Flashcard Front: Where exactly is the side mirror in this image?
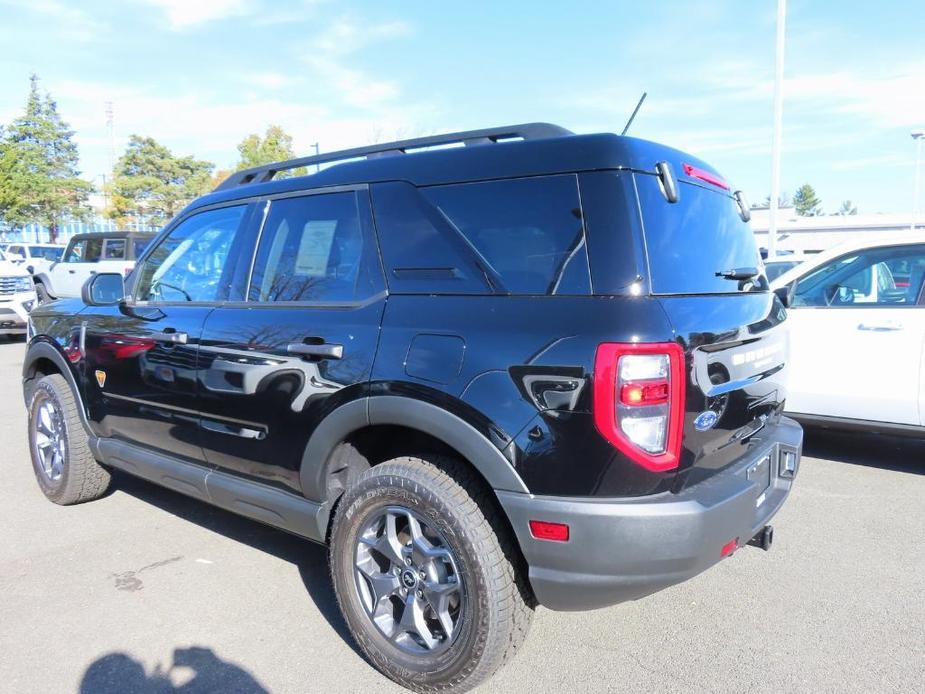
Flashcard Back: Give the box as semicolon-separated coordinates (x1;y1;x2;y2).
81;273;125;306
773;282;795;308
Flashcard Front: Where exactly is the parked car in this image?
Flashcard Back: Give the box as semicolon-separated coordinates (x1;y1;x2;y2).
22;123;800;693
772;233;925;431
764;253;810;283
32;231;155;302
5;243;65;275
0;257;37;338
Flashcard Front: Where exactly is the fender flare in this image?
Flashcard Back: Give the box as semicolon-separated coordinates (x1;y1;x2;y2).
299;395;529;504
32;272;55;296
22;340;90;430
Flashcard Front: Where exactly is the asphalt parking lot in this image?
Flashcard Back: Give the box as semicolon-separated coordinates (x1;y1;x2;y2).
0;338;922;694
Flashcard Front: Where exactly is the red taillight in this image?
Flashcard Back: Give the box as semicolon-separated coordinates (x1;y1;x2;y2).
682;162;730;190
593;342;685;472
529;520;570;542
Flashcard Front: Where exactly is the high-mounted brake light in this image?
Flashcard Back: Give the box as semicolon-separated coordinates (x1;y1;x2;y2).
682;162;730;190
593;342;685;472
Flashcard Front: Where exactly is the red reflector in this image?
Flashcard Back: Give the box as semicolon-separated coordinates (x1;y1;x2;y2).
529;520;570;542
720;537;739;558
682;162;730;190
620;380;669;406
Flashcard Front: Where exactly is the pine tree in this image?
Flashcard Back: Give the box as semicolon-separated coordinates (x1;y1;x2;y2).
108;135;214;227
0;74;92;241
836;200;858;215
792;184;823;216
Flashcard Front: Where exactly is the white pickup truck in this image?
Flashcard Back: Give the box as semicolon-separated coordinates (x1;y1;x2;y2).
33;231;156;302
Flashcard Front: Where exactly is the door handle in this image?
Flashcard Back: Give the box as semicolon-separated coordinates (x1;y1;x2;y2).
287;341;343;359
857;322;903;332
68;270;76;274
151;331;188;344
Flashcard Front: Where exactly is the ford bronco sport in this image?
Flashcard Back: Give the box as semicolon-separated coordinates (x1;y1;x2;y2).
22;123;801;693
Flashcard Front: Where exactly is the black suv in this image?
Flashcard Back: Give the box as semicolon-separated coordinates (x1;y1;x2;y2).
22;123;801;692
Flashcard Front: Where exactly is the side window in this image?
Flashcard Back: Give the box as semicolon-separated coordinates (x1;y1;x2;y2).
103;239;127;260
372;176;591;296
135;206;247;303
793;245;925;307
84;237;103;263
248;192;380;303
132;238;151;259
63;240;85;263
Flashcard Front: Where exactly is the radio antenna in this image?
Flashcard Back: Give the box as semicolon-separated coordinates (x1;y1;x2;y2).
621;92;647;135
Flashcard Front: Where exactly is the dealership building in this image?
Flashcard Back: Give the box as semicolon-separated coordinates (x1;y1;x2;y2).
750;209;921;255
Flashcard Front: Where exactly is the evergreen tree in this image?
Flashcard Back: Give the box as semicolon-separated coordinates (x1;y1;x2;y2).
836;200;858;215
0;74;92;241
108;135;213;227
792;184;823;216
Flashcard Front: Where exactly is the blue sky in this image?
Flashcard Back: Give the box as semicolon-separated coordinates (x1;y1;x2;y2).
1;0;923;213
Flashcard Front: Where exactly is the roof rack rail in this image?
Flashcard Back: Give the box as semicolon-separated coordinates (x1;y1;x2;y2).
215;122;573;191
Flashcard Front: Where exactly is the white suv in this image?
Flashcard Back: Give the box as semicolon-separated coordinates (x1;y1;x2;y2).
0;258;37;337
33;231;156;302
772;233;925;431
4;243;65;276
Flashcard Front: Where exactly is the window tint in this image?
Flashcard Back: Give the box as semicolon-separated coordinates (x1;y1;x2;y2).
249;193;379;303
103;239;126;260
792;245;925;307
135;206;246;302
637;175;762;294
84;237;103;263
421;176;590;295
373;176;590;295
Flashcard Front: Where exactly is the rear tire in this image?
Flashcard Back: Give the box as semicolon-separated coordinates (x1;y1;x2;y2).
27;374;110;505
330;456;533;693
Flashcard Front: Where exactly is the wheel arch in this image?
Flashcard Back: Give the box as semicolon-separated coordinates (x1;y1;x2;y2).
300;395;530;514
22;340;89;430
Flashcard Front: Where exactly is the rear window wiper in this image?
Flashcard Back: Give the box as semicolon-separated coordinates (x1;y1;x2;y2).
715;267;759;281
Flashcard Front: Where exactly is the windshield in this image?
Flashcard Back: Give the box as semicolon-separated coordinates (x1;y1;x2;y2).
637;175;763;294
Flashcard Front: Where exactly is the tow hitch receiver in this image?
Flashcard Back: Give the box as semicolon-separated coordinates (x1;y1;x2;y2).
747;525;774;551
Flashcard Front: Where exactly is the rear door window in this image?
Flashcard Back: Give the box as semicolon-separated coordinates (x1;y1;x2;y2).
103;239;127;260
636;174;760;294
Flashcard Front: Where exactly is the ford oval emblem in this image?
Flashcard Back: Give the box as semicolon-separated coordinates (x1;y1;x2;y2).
694;410;719;431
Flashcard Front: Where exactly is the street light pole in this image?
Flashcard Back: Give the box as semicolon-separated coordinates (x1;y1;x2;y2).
912;130;924;231
312;142;320;173
768;0;787;259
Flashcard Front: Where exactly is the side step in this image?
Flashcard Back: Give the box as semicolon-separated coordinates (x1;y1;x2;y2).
92;437;329;543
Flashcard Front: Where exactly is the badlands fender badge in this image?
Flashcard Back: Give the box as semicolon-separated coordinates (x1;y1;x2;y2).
95;370;107;388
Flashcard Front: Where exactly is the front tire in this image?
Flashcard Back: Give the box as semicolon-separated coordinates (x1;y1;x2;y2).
28;374;111;505
330;456;533;693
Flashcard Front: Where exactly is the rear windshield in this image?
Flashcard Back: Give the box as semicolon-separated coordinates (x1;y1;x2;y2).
29;245;63;261
636;174;761;294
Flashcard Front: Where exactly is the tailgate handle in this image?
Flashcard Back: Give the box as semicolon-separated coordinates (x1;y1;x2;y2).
857;321;902;332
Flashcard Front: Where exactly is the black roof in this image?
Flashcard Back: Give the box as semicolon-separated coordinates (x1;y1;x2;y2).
186;122;728;216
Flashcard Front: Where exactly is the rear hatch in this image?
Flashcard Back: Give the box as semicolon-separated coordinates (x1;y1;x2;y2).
635;168;788;490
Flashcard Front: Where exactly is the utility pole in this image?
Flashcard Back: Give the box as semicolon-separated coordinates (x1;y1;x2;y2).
913;130;924;231
767;0;787;259
105;101;115;173
312;142;320;172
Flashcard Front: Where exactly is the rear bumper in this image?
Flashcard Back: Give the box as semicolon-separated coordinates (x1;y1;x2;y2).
497;416;802;611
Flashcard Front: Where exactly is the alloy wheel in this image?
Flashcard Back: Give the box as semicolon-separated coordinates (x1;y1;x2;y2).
353;505;465;655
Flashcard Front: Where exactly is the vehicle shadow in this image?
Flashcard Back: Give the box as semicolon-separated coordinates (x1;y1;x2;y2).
802;427;925;476
80;645;268;693
108;471;361;657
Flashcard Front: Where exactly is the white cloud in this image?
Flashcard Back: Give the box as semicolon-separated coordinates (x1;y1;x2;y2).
140;0;252;29
0;0;106;41
300;18;412;108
